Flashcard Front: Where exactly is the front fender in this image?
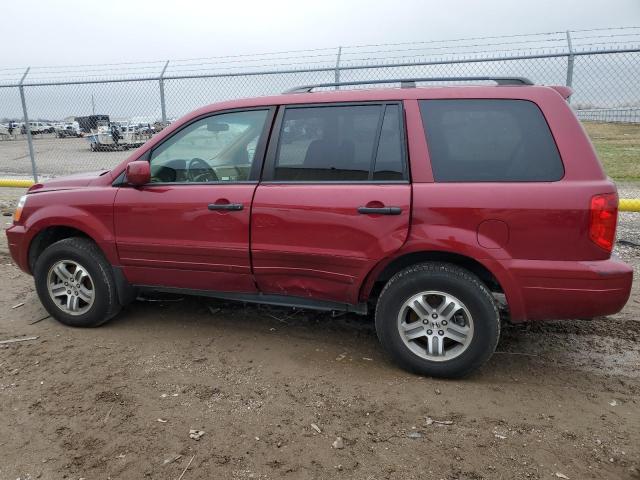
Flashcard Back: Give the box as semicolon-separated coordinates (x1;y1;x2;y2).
20;188;119;268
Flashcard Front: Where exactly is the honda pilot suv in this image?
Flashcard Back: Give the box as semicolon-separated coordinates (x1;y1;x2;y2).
6;77;633;378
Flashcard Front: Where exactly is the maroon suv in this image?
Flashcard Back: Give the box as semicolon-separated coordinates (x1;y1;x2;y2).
6;77;633;377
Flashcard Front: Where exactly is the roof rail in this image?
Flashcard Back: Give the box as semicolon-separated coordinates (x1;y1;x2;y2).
284;76;534;93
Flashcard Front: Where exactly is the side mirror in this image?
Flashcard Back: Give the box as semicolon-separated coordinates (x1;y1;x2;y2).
126;161;151;186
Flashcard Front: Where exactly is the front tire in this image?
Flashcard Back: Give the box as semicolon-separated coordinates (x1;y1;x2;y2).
375;262;500;378
34;237;121;327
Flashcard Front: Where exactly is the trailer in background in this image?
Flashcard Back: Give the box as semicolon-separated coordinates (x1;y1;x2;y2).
75;115;110;133
85;122;152;151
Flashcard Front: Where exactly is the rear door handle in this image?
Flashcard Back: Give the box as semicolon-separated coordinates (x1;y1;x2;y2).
357;206;402;215
208;203;244;211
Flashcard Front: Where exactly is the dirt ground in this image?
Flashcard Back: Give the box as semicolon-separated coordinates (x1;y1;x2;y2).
0;186;638;480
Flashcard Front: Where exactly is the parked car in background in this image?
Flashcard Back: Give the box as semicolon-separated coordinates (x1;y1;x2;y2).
6;77;633;378
0;121;20;137
55;122;82;138
27;121;55;134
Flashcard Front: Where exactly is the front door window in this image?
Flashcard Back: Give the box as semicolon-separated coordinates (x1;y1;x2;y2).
149;109;269;183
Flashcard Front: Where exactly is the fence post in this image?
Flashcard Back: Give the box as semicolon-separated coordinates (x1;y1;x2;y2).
159;60;170;122
565;30;574;103
334;46;342;89
18;67;38;183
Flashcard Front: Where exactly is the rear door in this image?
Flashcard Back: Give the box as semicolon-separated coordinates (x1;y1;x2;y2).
251;102;411;305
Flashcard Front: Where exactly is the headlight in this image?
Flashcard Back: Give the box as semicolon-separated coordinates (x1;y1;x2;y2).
13;195;27;223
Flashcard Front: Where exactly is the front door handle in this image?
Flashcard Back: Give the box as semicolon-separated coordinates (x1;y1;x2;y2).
357;206;402;215
208;203;244;211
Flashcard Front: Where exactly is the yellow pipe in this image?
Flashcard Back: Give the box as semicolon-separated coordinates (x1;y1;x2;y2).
0;179;35;188
620;199;640;212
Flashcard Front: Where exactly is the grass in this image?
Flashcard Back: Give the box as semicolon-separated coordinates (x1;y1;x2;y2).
582;122;640;182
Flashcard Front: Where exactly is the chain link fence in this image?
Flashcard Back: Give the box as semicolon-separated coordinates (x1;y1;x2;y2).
1;27;639;181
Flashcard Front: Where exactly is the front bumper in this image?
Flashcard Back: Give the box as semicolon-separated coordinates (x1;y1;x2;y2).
6;224;31;274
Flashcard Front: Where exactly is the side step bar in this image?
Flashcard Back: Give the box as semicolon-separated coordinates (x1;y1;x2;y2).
137;286;369;315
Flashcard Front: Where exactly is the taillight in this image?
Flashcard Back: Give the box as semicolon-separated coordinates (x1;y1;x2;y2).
589;193;618;252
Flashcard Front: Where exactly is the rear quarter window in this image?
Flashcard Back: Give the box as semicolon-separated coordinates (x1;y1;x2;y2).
419;99;564;182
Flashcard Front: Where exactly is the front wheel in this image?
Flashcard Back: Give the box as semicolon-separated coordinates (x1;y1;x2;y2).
34;237;121;327
375;262;500;378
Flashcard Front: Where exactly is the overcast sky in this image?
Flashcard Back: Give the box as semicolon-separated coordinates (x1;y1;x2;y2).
2;0;639;68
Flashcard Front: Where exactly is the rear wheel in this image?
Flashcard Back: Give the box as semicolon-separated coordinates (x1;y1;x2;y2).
34;237;120;327
375;262;500;378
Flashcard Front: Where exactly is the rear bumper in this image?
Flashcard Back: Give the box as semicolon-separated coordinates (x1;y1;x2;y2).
506;256;633;321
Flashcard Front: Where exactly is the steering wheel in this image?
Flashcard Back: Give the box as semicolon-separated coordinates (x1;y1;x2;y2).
187;157;218;182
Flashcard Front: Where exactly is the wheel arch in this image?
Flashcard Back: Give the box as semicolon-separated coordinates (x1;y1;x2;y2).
360;250;506;303
22;200;120;275
28;225;95;273
28;225;135;307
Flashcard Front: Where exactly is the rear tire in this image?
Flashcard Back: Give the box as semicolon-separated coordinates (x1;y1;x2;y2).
375;262;500;378
34;237;121;327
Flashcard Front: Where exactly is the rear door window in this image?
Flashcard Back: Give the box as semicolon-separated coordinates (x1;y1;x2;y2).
271;103;407;181
419;99;564;182
373;105;405;180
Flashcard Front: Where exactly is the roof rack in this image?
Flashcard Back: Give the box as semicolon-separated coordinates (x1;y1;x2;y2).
284;76;534;93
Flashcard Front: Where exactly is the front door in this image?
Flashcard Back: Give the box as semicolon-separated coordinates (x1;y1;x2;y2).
114;108;273;292
251;102;411;305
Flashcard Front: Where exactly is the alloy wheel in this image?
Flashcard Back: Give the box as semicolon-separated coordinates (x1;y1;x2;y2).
46;260;95;315
397;291;474;361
